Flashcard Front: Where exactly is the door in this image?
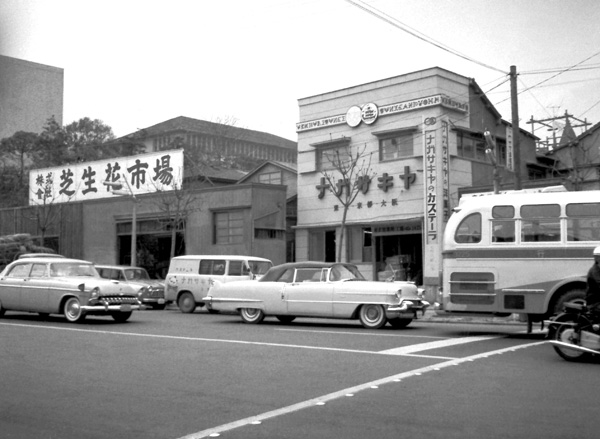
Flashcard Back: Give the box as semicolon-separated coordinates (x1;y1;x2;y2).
283;268;333;317
20;263;51;312
0;262;32;310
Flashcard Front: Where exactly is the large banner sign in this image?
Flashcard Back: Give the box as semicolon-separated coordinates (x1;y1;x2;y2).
28;149;184;205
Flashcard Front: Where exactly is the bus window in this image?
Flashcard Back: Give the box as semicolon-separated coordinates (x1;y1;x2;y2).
492;205;515;243
454;213;481;243
521;204;560;242
566;203;600;241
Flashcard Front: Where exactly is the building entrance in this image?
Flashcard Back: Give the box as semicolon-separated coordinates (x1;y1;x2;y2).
374;233;422;284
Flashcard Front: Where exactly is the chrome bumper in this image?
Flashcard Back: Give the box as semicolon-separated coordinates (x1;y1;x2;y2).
386;300;430;318
80;304;142;312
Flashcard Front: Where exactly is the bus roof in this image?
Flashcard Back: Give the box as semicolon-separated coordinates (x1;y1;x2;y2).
457;189;600;211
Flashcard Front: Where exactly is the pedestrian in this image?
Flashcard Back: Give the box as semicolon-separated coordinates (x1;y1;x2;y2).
585;246;600;312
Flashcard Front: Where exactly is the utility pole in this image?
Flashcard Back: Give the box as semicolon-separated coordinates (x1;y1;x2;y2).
510;65;522;190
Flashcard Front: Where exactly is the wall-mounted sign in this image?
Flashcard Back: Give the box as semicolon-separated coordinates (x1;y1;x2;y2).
29;149;184;205
297;94;468;133
346;106;362;128
361;103;378;125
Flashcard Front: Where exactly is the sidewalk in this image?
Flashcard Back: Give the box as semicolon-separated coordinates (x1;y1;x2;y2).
420;309;527;325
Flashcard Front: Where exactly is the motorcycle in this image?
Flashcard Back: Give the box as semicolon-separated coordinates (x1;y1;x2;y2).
547;301;600;361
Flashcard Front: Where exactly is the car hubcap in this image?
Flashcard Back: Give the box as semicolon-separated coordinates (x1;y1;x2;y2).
67;300;80;318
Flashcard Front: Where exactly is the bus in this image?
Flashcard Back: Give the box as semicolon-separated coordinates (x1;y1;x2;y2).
435;188;600;331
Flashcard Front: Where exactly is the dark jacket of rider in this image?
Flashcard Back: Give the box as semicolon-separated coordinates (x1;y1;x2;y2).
585;247;600;311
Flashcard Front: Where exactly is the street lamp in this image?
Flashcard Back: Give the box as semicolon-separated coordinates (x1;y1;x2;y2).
104;179;137;267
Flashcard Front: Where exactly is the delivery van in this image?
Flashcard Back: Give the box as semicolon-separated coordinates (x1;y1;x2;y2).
164;255;273;313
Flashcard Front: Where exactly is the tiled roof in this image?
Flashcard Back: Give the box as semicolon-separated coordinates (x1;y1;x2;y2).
122;116;297;150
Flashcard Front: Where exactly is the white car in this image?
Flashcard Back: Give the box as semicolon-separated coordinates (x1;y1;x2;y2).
204;261;429;329
0;257;142;322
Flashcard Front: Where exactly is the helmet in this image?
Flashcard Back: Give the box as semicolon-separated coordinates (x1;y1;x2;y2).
594;246;600;256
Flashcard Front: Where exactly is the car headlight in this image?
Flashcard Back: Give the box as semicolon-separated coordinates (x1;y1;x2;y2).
90;287;100;299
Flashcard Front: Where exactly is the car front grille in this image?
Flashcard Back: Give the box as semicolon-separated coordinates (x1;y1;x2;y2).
100;296;139;305
146;288;164;298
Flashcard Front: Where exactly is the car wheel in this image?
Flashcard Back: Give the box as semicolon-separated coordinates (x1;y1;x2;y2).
359;304;387;329
276;315;296;324
240;308;265;324
64;297;86;323
111;311;132;323
388;317;413;328
178;292;196;313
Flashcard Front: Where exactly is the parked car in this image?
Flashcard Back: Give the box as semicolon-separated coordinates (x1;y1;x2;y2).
203;261;429;329
165;255;273;313
96;265;166;310
0;257;143;323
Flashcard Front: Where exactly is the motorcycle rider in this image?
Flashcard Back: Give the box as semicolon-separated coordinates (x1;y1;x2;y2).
585;246;600;312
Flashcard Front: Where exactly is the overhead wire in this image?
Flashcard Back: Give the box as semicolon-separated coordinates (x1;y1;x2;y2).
343;0;507;75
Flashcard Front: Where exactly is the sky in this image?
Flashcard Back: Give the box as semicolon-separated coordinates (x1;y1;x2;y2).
2;0;600;143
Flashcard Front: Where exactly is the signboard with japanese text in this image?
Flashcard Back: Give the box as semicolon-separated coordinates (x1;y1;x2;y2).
28;149;184;205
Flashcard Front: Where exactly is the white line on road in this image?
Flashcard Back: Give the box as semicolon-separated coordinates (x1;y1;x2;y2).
379;335;500;355
277;328;449;339
176;340;548;439
0;321;459;358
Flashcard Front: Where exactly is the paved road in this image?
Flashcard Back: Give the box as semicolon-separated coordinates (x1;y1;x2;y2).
1;308;598;439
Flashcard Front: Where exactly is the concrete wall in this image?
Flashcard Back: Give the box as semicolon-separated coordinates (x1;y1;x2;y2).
0;55;63;139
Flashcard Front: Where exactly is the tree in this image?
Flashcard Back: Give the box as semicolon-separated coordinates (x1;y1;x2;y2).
33;116;116;167
320;143;375;262
0;131;39;205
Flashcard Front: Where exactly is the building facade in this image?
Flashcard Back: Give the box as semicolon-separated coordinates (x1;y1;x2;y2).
295;67;538;298
115;116;297;170
0;55;63;140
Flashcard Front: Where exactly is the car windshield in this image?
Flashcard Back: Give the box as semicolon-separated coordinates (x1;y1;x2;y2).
124;268;150;280
249;261;272;275
329;264;366;281
50;262;99;277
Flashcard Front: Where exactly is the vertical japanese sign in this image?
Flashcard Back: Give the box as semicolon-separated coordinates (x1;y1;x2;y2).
505;124;514;171
441;120;450;220
28;149;184;205
424;128;437;243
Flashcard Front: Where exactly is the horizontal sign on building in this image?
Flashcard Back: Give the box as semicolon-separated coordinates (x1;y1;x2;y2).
28;149;184;205
296;94;468;133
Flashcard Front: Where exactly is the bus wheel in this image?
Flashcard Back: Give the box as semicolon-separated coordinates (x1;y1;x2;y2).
553;289;586;315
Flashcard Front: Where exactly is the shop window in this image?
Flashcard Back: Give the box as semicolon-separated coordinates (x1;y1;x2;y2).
214;210;244;244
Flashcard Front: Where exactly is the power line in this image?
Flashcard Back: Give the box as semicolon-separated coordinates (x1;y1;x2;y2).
344;0;507;75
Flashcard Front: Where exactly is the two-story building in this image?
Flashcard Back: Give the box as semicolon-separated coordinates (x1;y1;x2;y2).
295;67;538;298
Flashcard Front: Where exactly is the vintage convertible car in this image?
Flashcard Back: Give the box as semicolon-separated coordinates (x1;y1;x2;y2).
96;264;166;309
0;257;143;323
203;261;429;329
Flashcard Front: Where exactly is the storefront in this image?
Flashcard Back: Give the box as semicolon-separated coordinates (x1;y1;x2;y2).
295;67;520;298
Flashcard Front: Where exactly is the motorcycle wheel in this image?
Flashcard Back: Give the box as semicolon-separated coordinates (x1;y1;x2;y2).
553;315;589;362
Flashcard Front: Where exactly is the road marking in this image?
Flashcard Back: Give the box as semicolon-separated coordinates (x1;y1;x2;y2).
378;335;500;355
0;322;457;358
277;328;449;339
176;340;548;439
